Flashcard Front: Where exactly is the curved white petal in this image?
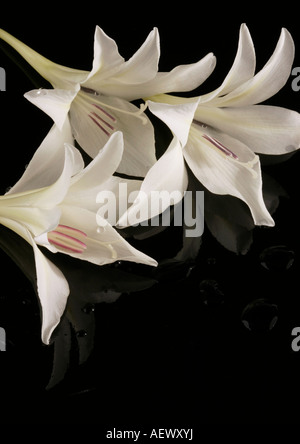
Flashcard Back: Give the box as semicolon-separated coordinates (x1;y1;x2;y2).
148;98;199;146
199;23;256;103
184;126;274;226
0;219;69;345
64;131;142;218
32;240;70;345
1;144;80;238
4;144;77;206
113;27;159;83
68;131;123;188
0;206;61;238
7;121;79;194
69;92;156;177
195;104;300;155
64;132;124;212
25;88;79;130
85;27;160;90
118;53;216;102
84;25;125;84
210;28;295;107
0;28;88;89
117;136;188;227
95;176;142;222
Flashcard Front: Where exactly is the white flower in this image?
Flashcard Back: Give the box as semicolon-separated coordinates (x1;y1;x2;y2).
0;26;216;177
0;123;157;344
121;24;300;227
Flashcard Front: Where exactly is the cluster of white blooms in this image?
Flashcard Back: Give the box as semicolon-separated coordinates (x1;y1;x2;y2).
0;24;299;344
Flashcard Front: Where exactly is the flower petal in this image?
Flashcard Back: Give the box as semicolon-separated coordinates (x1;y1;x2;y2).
138;53;216;101
0;207;61;238
64;132;142;218
117;136;188;227
5;143;77;206
7;121;79;194
199;23;255;103
148;98;199;146
69;92;156;176
68;131;124;189
24;88;79;130
0;28;88;89
0;219;69;345
1;144;80;237
85;27;160;91
183;126;274;226
211;28;295;107
195;104;300;155
32;239;70;345
113;27;159;83
83;25;125;85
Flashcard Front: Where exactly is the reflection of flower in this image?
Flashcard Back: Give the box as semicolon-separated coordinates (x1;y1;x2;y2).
0;223;158;387
0;123;157;344
201;172;287;255
0;26;215;177
138;24;300;227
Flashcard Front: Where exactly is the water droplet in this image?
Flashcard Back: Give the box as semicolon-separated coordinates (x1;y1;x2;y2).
22;298;32;306
259;245;295;272
199;279;225;307
186;265;196;278
241;298;278;333
206;257;217;266
76;330;87;338
36;88;47;96
81;303;95;314
115;260;122;266
96;226;104;234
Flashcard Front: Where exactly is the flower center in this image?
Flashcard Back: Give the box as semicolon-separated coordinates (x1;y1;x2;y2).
80;87;148;137
48;224;87;254
193;120;259;178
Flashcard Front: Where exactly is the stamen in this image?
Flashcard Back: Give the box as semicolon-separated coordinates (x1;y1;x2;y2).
106;243;118;259
202;134;239;160
93;104;116;122
81;86;99;96
81;88;148;121
48;224;87;254
88;114;113;137
193;120;208;129
92;100;148;125
202;134;259;178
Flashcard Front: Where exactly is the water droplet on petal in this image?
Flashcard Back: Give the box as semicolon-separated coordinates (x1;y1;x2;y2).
97;226;104;234
241;298;278;333
36;88;47;96
259;245;295;272
199;279;225;307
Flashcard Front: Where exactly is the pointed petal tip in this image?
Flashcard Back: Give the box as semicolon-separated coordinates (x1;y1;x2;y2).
254;212;275;228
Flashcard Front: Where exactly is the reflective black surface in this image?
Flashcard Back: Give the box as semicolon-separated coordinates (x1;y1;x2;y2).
1;13;300;428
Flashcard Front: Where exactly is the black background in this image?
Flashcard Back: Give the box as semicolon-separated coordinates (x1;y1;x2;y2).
0;8;300;428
